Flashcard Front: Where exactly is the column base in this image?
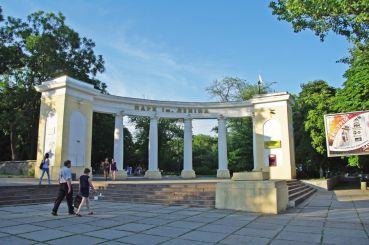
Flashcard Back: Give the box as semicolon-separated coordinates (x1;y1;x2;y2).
232;171;269;181
116;170;128;180
181;170;196;179
217;169;230;179
144;170;162;179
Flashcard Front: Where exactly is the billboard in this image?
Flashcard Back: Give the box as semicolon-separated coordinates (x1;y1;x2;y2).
324;111;369;157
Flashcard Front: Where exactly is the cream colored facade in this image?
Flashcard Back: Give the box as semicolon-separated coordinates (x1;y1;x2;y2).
251;95;296;179
35;76;296;181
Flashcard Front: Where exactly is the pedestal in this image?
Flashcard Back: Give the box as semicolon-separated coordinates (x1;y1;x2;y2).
181;170;196;178
144;170;162;179
115;170;128;180
216;180;288;214
232;171;269;181
217;169;230;179
361;181;367;191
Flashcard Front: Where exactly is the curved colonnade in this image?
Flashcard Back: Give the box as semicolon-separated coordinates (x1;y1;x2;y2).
35;76;296;180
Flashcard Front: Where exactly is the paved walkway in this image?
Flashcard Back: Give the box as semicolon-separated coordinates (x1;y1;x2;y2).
0;187;368;244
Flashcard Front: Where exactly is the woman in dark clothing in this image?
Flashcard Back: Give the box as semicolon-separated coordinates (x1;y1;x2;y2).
103;158;110;181
111;158;117;181
76;168;95;217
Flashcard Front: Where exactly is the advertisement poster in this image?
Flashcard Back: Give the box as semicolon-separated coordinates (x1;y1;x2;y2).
324;111;369;157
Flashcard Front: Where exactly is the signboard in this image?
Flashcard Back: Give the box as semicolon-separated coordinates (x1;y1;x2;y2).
324;111;369;157
264;140;281;149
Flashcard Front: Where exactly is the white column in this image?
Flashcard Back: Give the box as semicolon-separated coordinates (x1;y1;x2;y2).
252;115;259;171
114;113;127;179
217;116;230;178
181;118;196;178
145;116;162;179
114;114;124;170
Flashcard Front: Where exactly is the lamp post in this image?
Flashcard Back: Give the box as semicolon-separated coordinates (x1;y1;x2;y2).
258;80;262;94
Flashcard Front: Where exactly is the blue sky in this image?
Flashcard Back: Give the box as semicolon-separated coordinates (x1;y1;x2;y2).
1;0;351;134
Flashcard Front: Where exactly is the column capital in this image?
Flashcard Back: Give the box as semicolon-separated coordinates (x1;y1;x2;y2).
114;111;125;117
184;117;192;123
218;114;226;121
150;113;159;120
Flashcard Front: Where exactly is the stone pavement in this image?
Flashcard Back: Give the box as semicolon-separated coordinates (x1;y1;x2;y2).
0;188;368;245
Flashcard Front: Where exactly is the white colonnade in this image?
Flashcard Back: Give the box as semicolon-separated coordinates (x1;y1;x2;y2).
35;76;296;181
112;115;230;179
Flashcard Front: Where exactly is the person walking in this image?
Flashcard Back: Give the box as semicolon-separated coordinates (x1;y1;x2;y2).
39;153;51;185
51;160;75;216
103;158;110;181
76;168;95;216
110;158;117;181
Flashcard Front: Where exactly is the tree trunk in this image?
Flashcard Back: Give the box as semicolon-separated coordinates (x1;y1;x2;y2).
9;123;19;160
29;109;39;160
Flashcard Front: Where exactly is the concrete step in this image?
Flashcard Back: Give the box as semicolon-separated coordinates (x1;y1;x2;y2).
288;188;317;208
98;183;216;207
287;180;317;208
0;185;79;206
289;186;314;200
288;185;309;195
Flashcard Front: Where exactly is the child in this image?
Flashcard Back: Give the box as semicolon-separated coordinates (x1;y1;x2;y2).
76;168;95;217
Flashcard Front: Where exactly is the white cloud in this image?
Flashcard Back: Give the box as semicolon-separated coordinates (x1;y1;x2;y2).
98;30;226;101
96;30;229;135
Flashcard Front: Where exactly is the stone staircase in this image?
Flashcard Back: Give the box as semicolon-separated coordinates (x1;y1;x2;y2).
0;184;79;206
96;183;217;208
0;180;316;209
287;180;317;208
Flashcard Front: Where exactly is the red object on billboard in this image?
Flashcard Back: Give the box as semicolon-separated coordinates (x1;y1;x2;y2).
269;154;277;166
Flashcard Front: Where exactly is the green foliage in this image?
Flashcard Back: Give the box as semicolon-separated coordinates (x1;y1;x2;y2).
296;80;336;155
91;113;114;173
123;127;136;169
269;1;369;173
0;6;3;22
0;11;106;160
193;134;218;175
269;0;369;46
294;80;349;176
335;47;369;112
334;47;369;169
129;117;183;173
28;167;34;177
227;118;254;172
206;76;273;173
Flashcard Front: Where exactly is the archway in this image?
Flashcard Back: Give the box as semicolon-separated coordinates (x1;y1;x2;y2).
34;76;296;180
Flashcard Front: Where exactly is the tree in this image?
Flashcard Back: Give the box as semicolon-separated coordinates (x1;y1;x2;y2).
335;48;369;112
206;77;273;173
227;118;254;173
193;134;218;175
129;116;183;173
269;1;369;172
294;80;341;176
90;113;114;173
0;11;106;160
0;6;3;22
206;77;247;102
334;47;369;170
269;0;369;46
206;77;272;102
